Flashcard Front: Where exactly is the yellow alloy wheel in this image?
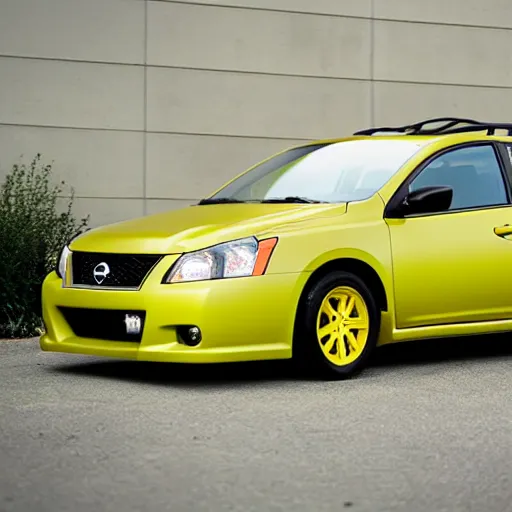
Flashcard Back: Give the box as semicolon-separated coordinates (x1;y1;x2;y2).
316;286;370;366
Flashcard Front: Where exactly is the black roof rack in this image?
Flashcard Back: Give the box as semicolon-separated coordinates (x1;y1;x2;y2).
354;117;512;136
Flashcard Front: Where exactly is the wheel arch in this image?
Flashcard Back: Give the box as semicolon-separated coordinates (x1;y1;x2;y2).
299;256;389;313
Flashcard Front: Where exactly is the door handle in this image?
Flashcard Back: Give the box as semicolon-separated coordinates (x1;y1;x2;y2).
494;224;512;237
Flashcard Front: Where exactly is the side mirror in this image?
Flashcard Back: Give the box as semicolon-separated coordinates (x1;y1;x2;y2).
388;186;453;217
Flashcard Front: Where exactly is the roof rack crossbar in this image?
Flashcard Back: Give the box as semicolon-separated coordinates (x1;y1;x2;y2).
354;117;512;137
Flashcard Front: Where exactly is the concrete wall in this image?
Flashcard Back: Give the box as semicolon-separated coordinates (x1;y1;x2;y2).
1;0;512;226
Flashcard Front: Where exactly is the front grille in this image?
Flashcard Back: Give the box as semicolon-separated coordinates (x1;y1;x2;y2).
71;252;161;289
60;307;146;342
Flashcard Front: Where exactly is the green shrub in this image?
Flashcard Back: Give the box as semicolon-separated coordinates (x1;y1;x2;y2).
0;154;89;338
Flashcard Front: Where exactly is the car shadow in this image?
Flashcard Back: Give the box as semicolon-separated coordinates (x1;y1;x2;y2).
369;332;511;371
48;333;511;387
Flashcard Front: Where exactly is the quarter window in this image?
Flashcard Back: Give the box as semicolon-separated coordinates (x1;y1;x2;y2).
409;145;508;210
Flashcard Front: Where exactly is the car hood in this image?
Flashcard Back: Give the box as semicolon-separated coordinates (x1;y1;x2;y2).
70;202;347;254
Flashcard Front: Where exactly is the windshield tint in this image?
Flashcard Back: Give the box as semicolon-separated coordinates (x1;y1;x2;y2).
208;139;426;203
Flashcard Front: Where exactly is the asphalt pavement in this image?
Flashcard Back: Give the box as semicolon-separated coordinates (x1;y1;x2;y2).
0;336;511;512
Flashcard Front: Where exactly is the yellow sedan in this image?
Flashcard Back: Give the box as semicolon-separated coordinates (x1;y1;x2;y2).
41;117;512;379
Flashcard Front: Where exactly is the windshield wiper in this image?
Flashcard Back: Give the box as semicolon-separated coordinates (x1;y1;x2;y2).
197;198;246;205
198;196;327;205
261;196;326;204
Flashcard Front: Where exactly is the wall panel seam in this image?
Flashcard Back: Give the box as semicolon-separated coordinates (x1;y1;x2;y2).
0;123;313;141
0;54;143;67
370;0;375;127
3;56;511;89
148;0;372;20
143;0;149;215
0;55;371;81
147;0;512;31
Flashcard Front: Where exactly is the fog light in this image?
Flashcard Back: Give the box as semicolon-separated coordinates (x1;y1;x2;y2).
188;326;201;344
177;325;202;346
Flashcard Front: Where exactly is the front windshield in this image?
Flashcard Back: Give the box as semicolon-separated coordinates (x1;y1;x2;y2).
207;139;426;203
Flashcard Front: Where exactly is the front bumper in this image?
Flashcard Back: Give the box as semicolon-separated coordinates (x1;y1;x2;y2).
40;256;308;363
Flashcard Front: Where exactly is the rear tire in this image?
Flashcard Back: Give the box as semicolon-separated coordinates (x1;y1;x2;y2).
293;271;380;380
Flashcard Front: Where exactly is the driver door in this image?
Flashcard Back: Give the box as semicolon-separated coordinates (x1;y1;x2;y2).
386;143;512;329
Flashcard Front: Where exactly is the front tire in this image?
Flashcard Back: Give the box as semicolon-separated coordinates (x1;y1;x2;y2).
293;271;380;380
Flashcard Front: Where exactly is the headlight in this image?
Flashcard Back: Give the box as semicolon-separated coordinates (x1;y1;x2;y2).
163;236;278;283
56;245;71;280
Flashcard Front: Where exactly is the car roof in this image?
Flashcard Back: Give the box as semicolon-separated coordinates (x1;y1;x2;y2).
301;117;512;148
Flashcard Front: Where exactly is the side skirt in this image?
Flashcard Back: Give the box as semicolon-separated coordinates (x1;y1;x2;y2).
381;317;512;345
